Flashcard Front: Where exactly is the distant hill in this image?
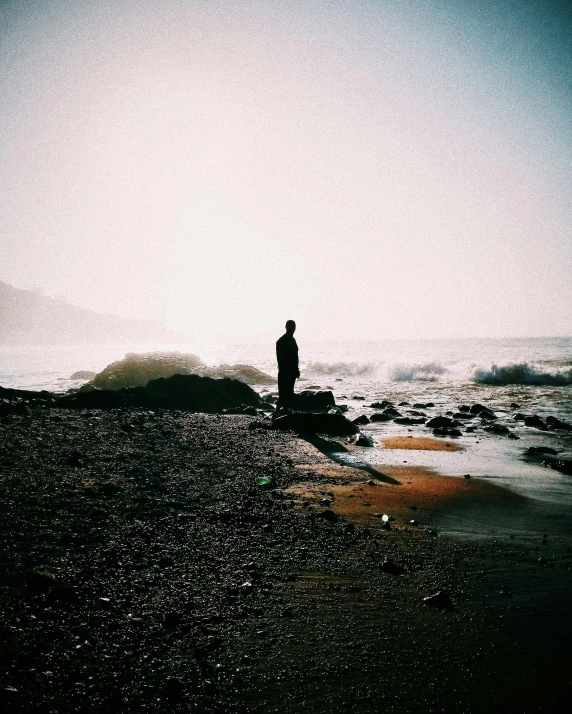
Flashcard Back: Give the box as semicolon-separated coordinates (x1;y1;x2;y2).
0;281;190;345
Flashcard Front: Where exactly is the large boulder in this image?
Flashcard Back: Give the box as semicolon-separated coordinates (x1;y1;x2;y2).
56;374;261;413
272;411;359;435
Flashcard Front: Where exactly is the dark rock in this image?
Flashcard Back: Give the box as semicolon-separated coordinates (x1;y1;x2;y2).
394;417;426;425
433;427;462;437
507;433;520;439
479;409;497;420
423;590;454;610
463;474;471;478
272;411;359;436
57;374;261;413
453;412;474;419
413;403;427;409
318;509;338;522
352;414;370;425
352;395;365;400
465;426;477;432
546;416;572;431
470;404;490;415
426;416;452;428
27;567;58;592
398;401;410;406
425;402;435;408
370;413;393;422
458;405;471;412
484;423;510;434
291;390;336;412
513;413;528;421
380;559;404;575
370;400;393;409
524;415;547;430
526;446;559;456
382;407;401;417
409;519;419;526
510;402;521;409
346;432;374;447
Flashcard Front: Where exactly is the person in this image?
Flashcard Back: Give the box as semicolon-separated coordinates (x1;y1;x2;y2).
276;320;299;411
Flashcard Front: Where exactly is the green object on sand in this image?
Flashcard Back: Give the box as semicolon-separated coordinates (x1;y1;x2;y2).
256;476;275;488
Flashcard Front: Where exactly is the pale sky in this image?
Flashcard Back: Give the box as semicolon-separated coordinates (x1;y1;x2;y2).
1;0;571;342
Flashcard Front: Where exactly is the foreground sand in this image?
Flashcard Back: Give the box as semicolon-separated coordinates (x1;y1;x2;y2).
1;410;571;713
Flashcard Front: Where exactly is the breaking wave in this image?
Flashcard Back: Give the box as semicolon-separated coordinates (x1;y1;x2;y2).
305;361;376;377
387;362;447;382
473;363;572;386
87;352;275;391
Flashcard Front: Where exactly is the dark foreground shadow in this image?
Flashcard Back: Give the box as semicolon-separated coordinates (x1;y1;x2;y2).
299;433;400;485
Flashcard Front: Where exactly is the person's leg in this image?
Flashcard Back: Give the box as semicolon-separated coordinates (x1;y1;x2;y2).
277;373;296;411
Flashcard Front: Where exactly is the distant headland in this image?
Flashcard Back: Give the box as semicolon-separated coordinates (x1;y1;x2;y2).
0;281;189;345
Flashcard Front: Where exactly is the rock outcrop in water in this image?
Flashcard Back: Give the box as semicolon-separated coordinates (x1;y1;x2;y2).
88;352;276;390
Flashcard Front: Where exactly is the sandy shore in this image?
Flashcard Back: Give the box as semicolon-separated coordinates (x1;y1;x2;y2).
1;409;572;712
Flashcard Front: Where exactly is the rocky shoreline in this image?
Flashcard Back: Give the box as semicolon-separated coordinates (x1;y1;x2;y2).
1;392;572;712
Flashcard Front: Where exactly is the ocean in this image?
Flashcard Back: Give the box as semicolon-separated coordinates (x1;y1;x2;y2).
1;336;571;421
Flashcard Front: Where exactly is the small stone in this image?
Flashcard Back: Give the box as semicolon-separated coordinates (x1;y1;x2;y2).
423;590;454;610
380;559;405;575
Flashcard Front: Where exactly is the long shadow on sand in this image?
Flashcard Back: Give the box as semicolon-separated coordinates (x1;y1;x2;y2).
298;433;400;485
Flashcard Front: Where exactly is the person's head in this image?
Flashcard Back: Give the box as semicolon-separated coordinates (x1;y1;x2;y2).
285;320;296;334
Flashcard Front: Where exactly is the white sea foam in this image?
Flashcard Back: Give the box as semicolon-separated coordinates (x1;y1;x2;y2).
386;361;447;382
305;360;376;377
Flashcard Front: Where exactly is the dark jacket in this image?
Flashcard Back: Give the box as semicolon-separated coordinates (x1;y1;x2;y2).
276;333;299;376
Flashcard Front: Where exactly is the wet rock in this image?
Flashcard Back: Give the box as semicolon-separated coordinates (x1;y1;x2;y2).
483;423;510;434
352;414;370;425
426;416;453;428
370;413;393;422
272;411;359;435
380;559;405;575
546;416;572;431
413;403;427;409
433;427;462;437
507;433;520;439
423;591;455;610
510;402;521;409
458;405;471;412
470;404;492;415
409;519;419;526
398;401;410;406
479;409;497;420
425;402;435;408
382;407;401;417
463;474;471;478
526;446;559;456
453;412;474;420
513;413;528;421
394;417;426;425
524;415;547;430
346;432;374;447
370;400;393;409
291;390;336;412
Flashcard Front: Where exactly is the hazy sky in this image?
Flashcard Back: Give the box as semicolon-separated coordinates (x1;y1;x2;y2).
1;0;571;342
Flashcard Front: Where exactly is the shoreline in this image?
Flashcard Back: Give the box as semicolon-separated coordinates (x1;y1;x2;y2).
1;407;572;712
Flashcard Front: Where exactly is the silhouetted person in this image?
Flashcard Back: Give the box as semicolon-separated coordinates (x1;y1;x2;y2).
276;320;299;411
